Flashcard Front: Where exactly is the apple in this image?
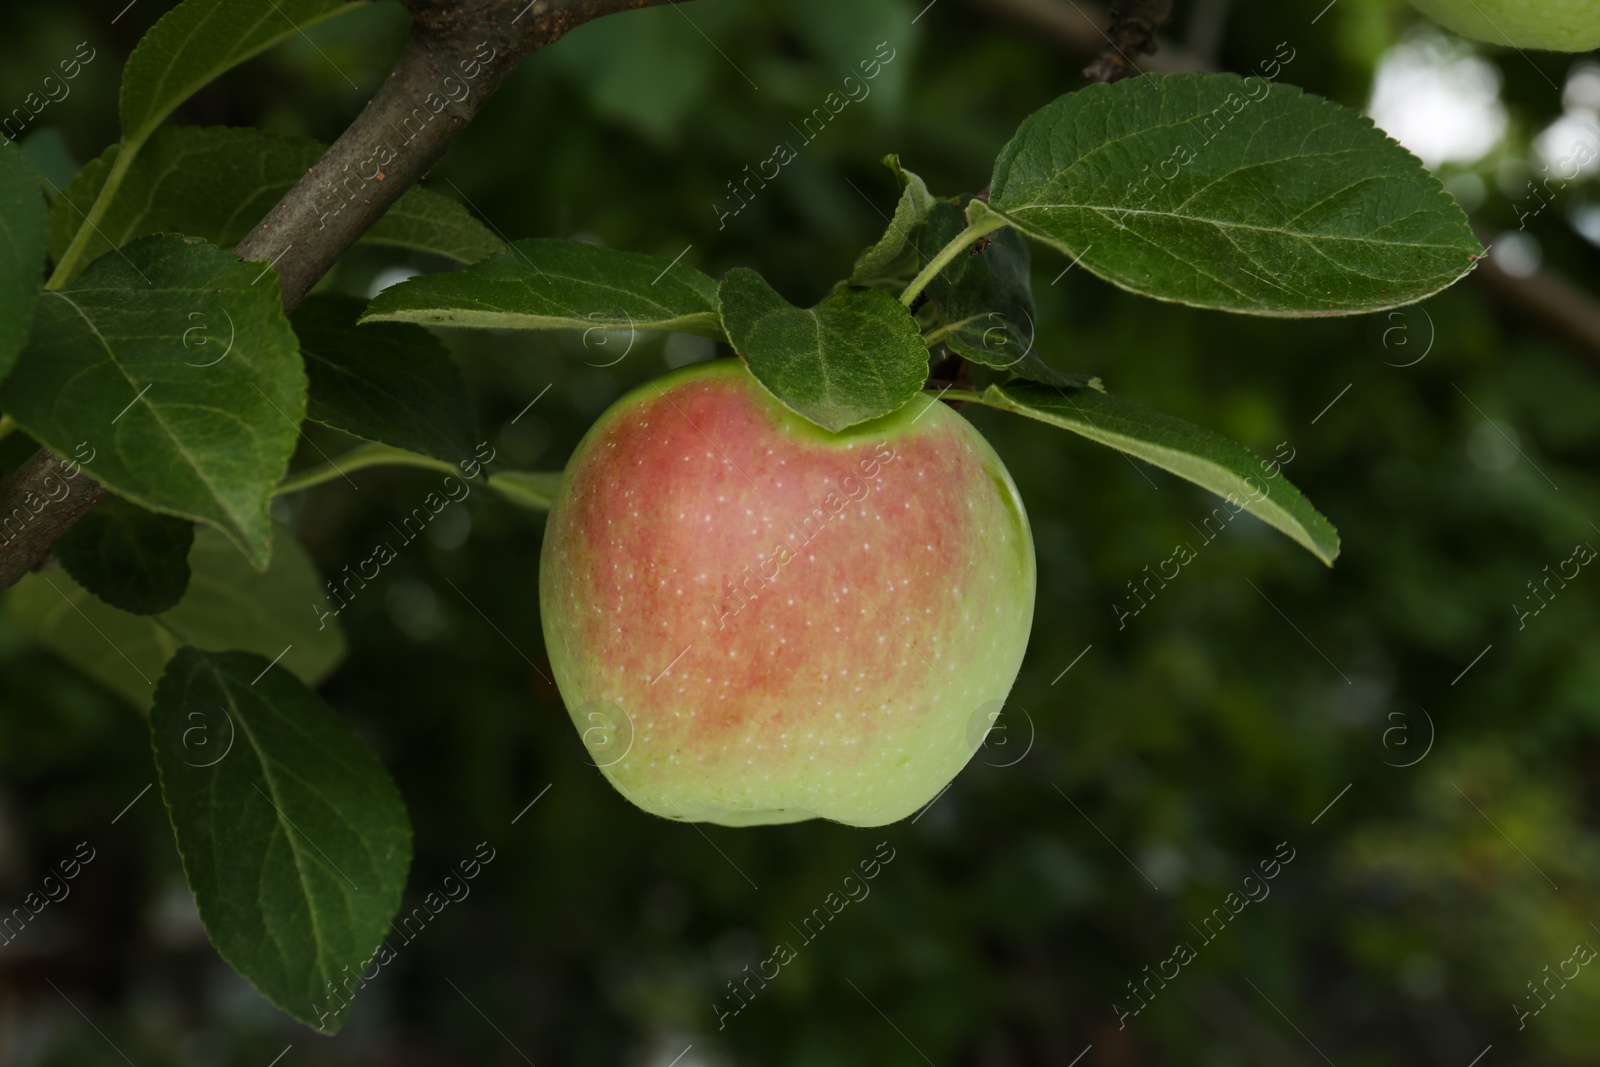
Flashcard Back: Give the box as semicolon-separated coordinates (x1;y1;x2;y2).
539;358;1036;827
1409;0;1600;51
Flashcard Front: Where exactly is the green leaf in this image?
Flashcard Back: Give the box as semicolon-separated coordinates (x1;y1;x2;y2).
362;238;725;339
969;380;1340;564
921;199;1095;389
987;72;1482;316
54;498;195;615
848;155;937;286
4;524;347;709
150;647;410;1034
291;294;478;463
120;0;358;149
48;127;501;275
364;185;505;265
718;268;928;433
1;234;305;567
0;146;50;381
487;470;562;511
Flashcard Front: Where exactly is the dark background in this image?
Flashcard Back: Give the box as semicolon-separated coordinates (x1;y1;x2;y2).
2;0;1599;1063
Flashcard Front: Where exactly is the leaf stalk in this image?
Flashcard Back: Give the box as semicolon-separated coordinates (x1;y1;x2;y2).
898;214;1006;308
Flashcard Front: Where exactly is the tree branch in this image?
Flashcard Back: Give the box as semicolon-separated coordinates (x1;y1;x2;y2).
1082;0;1175;84
973;0;1207;74
1476;254;1600;368
0;450;109;584
0;0;681;593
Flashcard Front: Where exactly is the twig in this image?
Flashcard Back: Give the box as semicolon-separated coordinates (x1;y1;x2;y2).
971;0;1208;75
1082;0;1175;84
1475;254;1600;369
0;0;683;593
0;450;108;580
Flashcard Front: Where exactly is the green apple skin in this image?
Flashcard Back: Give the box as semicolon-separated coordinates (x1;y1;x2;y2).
1409;0;1600;51
539;359;1036;827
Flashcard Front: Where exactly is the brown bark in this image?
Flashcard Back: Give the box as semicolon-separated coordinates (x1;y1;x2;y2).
1081;0;1176;84
0;450;108;585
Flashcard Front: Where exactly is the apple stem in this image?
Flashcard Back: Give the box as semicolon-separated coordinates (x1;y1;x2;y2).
899;215;1008;309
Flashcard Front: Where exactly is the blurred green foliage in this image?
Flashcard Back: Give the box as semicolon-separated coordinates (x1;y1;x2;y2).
2;0;1598;1064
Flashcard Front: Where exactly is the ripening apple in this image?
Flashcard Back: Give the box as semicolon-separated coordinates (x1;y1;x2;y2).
1409;0;1600;51
539;358;1035;827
